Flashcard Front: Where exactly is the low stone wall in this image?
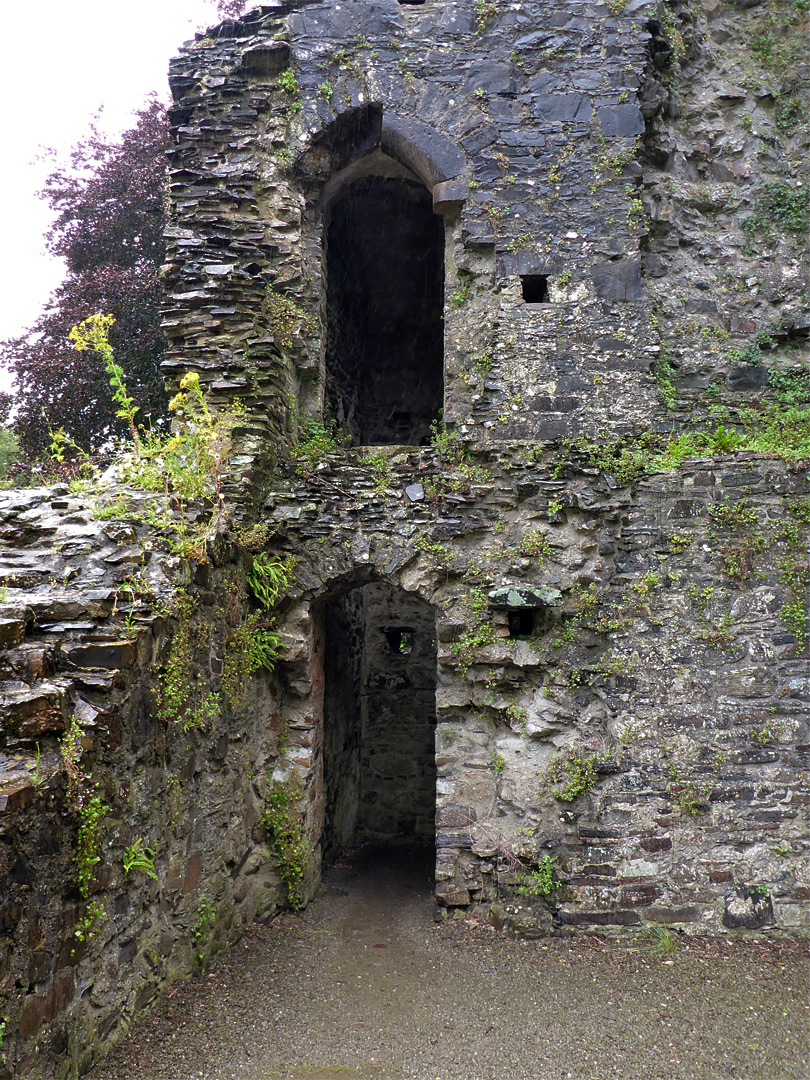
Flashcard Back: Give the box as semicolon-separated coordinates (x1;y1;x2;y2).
0;484;289;1079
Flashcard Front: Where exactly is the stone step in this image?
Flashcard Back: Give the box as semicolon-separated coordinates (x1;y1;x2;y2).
0;679;72;738
61;639;137;671
3;591;109;624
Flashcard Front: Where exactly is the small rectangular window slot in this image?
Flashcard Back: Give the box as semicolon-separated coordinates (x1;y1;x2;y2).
521;275;549;303
398;0;427;5
384;627;415;655
507;611;535;639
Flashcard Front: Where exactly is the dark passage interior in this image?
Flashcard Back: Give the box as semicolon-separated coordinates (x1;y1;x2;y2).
325;176;445;446
321;582;437;864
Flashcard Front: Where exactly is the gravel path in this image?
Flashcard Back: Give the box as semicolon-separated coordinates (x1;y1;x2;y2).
89;848;810;1080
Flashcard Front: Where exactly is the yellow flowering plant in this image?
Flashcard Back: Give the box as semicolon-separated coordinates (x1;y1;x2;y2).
69;314;141;456
68;313;245;554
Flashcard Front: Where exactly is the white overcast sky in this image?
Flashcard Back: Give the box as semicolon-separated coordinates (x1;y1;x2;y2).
0;0;231;392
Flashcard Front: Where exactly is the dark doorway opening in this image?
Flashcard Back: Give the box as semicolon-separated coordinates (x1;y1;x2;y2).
325;176;445;446
321;582;437;865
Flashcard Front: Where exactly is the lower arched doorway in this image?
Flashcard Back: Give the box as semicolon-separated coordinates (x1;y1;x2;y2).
317;581;437;866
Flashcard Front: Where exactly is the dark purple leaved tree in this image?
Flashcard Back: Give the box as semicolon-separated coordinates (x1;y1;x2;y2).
215;0;249;18
0;98;170;459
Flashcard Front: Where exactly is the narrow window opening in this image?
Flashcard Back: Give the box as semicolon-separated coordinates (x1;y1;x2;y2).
521;275;550;303
508;610;536;639
384;627;415;655
398;0;427;5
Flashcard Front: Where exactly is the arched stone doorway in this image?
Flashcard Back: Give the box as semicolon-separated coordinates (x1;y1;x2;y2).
317;580;437;864
323;164;445;446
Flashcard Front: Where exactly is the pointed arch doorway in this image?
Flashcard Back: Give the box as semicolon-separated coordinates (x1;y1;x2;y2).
316;580;437;866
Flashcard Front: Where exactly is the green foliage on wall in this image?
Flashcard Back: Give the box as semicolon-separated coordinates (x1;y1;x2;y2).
247;554;295;610
263;778;307;909
546;749;610;801
123;839;159;881
742;180;810;243
157;592;221;732
73;789;108;949
295;418;344;475
264;286;315;350
223;615;282;712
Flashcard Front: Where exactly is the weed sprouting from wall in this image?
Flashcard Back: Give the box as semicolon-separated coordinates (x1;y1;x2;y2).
157;591;221;731
545;748;611;802
450;588;494;672
515;854;558;898
295;418;345;475
193;897;217;970
123;839;159;881
247;553;296;609
223;617;283;712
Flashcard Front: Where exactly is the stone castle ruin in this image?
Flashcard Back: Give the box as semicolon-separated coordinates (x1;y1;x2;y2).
1;0;809;1074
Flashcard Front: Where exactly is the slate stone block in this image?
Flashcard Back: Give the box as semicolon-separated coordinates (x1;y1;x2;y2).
534;93;592;123
437;805;478;827
647;906;704;924
559;909;641;926
0;682;68;738
592;258;644;302
381;114;467;183
462;61;516;96
460;126;498;154
19;971;74;1040
726;365;769;390
240;43;291;77
685;298;718;313
0;616;26;648
597;104;645;136
0;779;37;814
488;585;563;610
63;641;136;670
436;883;471;906
529;71;563;93
640;836;672;853
619;884;661;906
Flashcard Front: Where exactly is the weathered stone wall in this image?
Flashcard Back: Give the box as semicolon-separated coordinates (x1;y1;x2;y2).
0;485;291;1078
264;444;810;934
641;0;810;413
3;447;808;1076
162;0;661;501
1;0;809;1076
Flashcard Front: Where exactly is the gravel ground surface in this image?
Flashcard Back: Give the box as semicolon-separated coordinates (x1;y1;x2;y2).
89;848;810;1080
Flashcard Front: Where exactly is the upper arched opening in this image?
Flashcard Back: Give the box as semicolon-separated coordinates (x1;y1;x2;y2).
324;163;445;445
294;107;468;446
295;106;469;217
